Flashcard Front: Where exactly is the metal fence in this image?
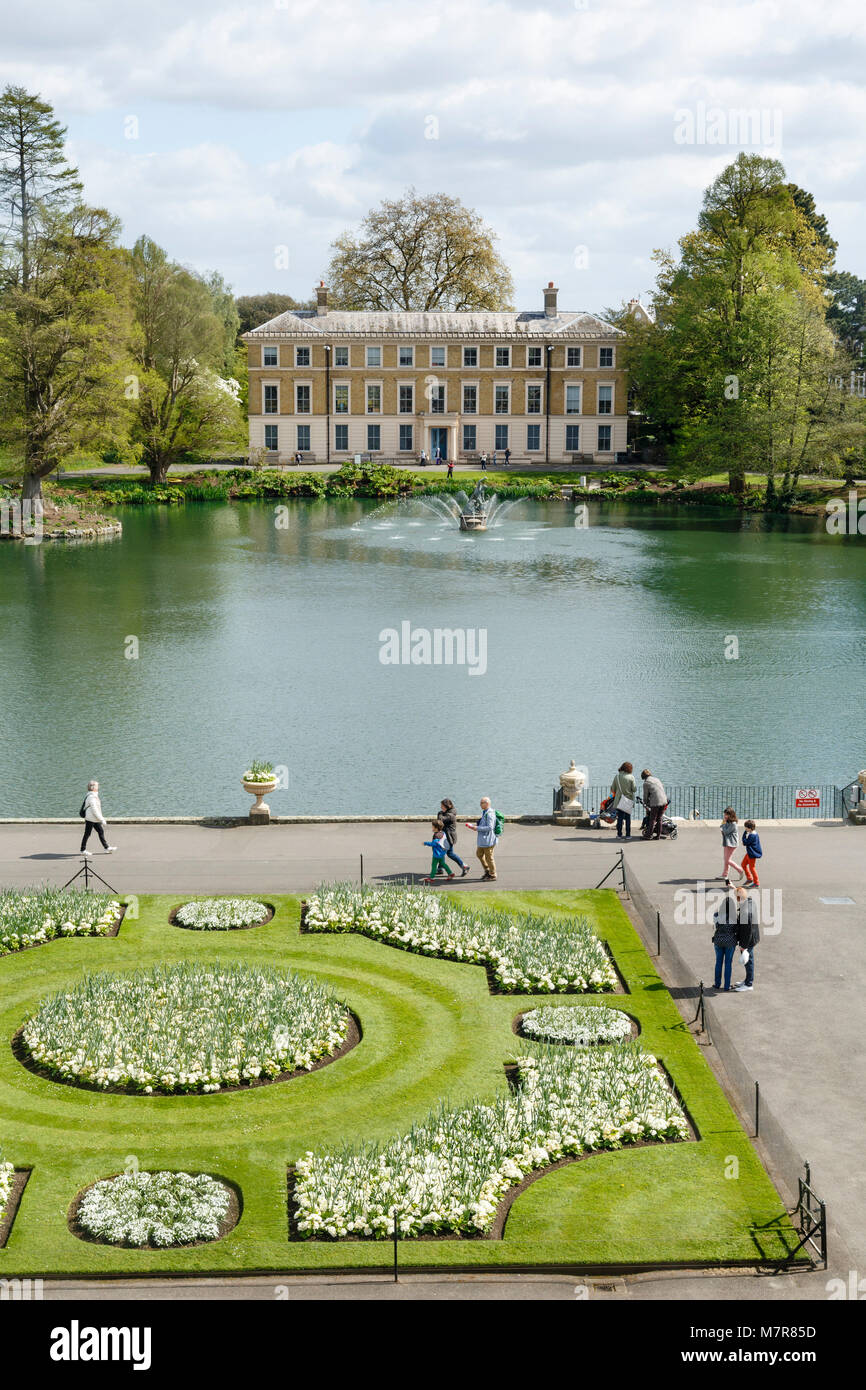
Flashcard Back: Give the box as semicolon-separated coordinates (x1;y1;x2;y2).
555;783;843;820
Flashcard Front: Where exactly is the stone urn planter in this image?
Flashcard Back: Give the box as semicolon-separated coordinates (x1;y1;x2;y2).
555;759;590;828
242;767;277;824
849;770;866;825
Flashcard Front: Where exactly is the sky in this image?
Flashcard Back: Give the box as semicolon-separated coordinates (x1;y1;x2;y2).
3;0;865;314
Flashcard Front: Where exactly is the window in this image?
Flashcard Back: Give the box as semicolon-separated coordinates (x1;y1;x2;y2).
430;345;446;367
567;346;582;367
335;423;348;451
334;384;349;414
263;346;278;367
296;346;311;367
296;384;311;414
495;346;510;367
334;346;349;367
399;384;414;414
463;346;478;367
494;383;510;414
398;345;414;367
527;346;542;368
367;424;381;451
566;424;580;451
366;384;381;413
565;384;581;415
462;384;478;414
399;423;413;451
297;424;310;451
430;384;446;414
495;424;509;450
263;384;278;414
597;424;612;451
599;346;614;367
527;423;541;452
366;345;381;367
527;384;542;414
598;385;613;415
264;424;278;451
463;424;477;451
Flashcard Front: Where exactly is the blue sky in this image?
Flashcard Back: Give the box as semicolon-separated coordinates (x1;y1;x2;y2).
3;0;864;311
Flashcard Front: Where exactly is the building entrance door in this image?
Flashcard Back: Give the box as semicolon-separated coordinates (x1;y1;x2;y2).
429;427;448;460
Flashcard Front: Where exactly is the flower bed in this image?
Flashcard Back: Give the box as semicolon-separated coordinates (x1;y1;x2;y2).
173;898;271;930
294;1043;689;1238
520;1005;634;1046
74;1171;232;1247
0;1147;13;1224
0;886;120;956
304;884;617;993
22;961;351;1093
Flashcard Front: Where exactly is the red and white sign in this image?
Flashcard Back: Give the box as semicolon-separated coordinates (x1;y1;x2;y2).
795;789;820;808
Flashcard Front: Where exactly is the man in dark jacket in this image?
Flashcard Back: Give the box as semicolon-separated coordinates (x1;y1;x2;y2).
712;890;739;991
641;769;667;839
733;887;759;991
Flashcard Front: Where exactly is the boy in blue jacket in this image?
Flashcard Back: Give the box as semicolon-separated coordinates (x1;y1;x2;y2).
424;821;454;882
741;819;762;886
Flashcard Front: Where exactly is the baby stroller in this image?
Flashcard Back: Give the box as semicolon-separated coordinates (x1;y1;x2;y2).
639;798;678;839
589;794;618;829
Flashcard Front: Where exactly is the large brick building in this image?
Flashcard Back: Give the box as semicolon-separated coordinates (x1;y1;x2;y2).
243;282;627;465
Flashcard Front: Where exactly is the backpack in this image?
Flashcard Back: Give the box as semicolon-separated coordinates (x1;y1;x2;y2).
79;800;87;820
493;810;505;836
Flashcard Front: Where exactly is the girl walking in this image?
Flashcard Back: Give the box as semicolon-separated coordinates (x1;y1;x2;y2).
438;798;469;875
720;807;742;884
423;821;454;882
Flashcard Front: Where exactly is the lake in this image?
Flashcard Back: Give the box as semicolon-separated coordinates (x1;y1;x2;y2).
1;497;863;817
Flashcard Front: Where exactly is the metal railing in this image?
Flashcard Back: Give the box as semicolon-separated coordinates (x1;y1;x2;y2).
786;1162;828;1268
555;783;843;820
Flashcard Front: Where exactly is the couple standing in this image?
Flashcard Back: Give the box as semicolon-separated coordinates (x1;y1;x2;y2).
610;762;667;838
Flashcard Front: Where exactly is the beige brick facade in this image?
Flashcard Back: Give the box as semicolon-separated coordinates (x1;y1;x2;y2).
244;286;627;464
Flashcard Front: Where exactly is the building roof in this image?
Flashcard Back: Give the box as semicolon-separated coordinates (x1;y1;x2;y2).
243;309;623;340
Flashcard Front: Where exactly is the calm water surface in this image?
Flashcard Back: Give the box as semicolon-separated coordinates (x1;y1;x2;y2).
1;497;863;816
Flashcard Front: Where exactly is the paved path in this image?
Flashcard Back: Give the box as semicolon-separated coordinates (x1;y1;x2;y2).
2;818;863;1294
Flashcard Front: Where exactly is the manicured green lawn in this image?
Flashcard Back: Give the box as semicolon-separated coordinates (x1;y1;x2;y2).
0;890;799;1273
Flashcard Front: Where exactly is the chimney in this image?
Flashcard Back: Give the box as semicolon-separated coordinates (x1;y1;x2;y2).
543;281;558;318
316;281;328;316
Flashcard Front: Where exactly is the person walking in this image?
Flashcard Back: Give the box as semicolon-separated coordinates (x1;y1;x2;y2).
733;885;760;992
446;459;454;479
712;889;738;992
419;449;428;467
423;821;454;882
491;450;498;469
467;797;498;880
504;447;511;467
434;446;442;465
610;761;636;839
641;769;667;839
480;451;488;471
79;780;117;855
720;807;741;884
438;798;469;876
740;819;762;886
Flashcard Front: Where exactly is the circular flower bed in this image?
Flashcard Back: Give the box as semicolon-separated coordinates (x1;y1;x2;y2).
74;1171;233;1247
520;1005;634;1046
173;898;271;930
21;961;351;1093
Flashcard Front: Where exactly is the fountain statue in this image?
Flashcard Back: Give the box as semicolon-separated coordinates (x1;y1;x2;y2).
459;481;490;531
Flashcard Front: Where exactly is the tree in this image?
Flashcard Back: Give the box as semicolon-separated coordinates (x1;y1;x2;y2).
0;203;133;500
622;155;845;498
128;237;245;484
0;85;82;292
825;270;866;359
235;292;312;336
325;189;514;311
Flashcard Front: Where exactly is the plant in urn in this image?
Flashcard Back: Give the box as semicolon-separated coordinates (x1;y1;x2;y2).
242;759;278;823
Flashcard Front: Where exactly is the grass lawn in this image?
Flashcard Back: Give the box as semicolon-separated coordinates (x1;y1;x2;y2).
0;890;801;1273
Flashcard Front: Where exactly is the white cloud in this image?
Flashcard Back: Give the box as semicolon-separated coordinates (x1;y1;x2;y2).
1;0;863;304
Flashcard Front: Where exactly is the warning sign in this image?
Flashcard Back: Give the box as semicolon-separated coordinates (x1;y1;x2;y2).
795;789;820;808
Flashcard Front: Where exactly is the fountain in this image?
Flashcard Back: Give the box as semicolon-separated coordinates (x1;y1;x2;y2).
459;481;490;531
353;483;519;533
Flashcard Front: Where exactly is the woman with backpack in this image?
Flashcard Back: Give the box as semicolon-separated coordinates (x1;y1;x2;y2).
437;798;469;876
610;761;637;839
79;780;117;855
